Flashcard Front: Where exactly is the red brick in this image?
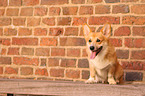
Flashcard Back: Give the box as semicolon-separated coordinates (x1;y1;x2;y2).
1;39;11;46
20;8;33;16
112;5;129;13
27;18;40;26
13;57;39;65
34;7;47;16
0;9;5;16
0;67;3;74
63;7;78;15
4;28;17;36
57;17;71;25
8;47;19;55
109;38;122;47
9;0;21;6
125;38;145;48
6;8;19;16
82;49;88;57
21;47;34;55
0;0;7;6
41;58;47;66
87;0;102;3
51;48;65;56
35;68;48;76
95;5;110;14
0;28;3;36
131;50;145;60
60;37;86;46
141;0;145;2
20;67;33;75
48;58;60;67
0;18;11;26
0;57;11;64
72;0;85;4
13;18;26;26
50;68;64;77
133;27;145;36
79;6;93;15
49;7;61;16
114;26;130;36
82;70;89;79
116;49;129;59
66;69;80;79
42;18;55;26
122;16;145;25
60;59;76;67
49;28;63;36
89;16;120;25
41;0;68;5
18;28;32;36
34;28;47;36
1;48;6;55
67;48;80;57
5;67;18;74
78;59;89;68
72;17;87;26
40;38;57;46
121;0;139;2
131;4;145;14
105;0;120;3
36;48;50;56
23;0;39;6
12;38;38;45
65;27;78;36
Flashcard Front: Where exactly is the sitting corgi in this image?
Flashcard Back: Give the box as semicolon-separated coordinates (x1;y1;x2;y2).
83;23;123;84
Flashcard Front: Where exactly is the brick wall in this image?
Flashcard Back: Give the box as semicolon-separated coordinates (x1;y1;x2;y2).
0;0;145;82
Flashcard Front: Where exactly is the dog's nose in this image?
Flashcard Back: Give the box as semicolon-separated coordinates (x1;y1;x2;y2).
90;46;94;50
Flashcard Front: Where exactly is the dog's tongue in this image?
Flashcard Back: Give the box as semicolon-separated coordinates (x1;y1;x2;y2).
90;51;97;59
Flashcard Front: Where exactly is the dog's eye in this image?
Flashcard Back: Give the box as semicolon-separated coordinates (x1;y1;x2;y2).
89;39;92;42
96;39;100;42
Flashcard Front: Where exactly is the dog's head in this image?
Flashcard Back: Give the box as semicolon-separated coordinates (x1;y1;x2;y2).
83;23;111;59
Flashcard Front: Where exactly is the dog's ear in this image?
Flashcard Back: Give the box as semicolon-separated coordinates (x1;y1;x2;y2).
101;23;111;38
83;24;91;37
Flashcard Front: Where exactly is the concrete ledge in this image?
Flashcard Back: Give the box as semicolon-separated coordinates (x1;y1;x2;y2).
0;79;145;96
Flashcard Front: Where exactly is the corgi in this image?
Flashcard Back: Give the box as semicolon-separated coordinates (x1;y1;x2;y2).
83;23;123;84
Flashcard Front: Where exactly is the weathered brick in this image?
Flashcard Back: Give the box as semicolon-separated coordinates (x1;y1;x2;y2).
82;70;90;79
6;8;19;16
72;0;85;4
114;26;130;36
57;17;71;25
35;68;48;76
9;0;21;6
49;7;61;16
66;69;80;79
20;67;33;75
51;48;65;56
5;67;18;74
82;49;88;57
48;58;60;67
40;38;57;46
67;48;80;57
121;0;139;2
0;57;11;64
13;18;26;26
1;39;11;46
0;67;3;74
34;28;47;36
0;28;3;36
65;27;78;36
125;72;143;81
116;49;129;59
60;59;76;67
50;68;64;77
87;0;102;3
78;59;89;68
95;5;110;14
21;47;34;55
41;0;68;5
105;0;120;3
36;48;50;56
109;38;122;47
4;28;17;36
8;47;19;55
42;18;55;26
23;0;39;6
131;4;145;14
0;9;5;16
63;7;78;15
0;18;11;26
125;38;145;48
112;5;129;13
18;28;32;36
41;58;47;66
27;18;40;26
79;6;93;15
20;8;33;16
49;28;63;36
13;57;39;65
60;37;86;46
122;16;145;25
89;16;120;25
72;17;87;26
1;48;6;55
34;7;47;16
12;38;38;45
131;50;145;60
0;0;7;6
133;27;145;36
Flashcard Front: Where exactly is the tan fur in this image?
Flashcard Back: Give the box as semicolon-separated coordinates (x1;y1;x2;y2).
83;23;123;84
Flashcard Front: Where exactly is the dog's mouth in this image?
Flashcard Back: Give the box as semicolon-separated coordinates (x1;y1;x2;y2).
90;46;103;59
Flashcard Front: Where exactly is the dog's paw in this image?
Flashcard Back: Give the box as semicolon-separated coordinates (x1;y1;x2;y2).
108;78;116;85
85;78;97;84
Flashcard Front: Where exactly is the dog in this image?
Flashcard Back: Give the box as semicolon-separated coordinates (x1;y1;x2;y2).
83;23;123;84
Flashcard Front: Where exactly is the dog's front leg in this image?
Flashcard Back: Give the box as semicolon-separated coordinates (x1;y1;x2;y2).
108;65;116;84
